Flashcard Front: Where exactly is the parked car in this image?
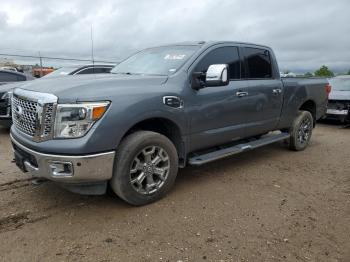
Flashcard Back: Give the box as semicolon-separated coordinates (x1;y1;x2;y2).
0;84;15;128
325;75;350;123
0;69;34;85
0;64;115;128
0;70;35;127
10;41;329;205
0;66;18;72
43;64;115;78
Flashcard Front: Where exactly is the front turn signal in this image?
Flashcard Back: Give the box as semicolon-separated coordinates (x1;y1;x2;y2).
92;106;108;121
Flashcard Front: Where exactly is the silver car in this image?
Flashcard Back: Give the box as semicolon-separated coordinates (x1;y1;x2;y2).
326;75;350;123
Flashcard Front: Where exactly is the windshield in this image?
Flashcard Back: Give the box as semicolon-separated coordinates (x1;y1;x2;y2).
43;67;77;78
329;78;350;91
111;45;200;76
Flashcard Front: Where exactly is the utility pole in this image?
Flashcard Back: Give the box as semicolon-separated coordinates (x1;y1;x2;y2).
38;51;43;77
90;25;95;72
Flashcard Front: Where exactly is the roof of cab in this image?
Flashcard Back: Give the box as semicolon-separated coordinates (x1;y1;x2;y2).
155;41;271;50
202;41;271;49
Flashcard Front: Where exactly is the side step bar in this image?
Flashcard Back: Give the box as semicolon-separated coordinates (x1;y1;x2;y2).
188;132;290;166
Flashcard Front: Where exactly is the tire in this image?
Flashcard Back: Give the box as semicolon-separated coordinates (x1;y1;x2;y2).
110;131;178;206
289;111;314;151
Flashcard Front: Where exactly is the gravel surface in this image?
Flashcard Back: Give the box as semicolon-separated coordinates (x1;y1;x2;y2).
0;124;349;262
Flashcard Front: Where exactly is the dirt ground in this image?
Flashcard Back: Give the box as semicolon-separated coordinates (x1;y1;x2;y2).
0;123;349;262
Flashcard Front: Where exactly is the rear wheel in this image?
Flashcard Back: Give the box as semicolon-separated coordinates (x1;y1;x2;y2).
289;111;313;151
110;131;178;206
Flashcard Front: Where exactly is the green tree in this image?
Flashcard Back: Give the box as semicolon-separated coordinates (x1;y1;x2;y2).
347;70;350;75
304;72;313;77
314;65;334;77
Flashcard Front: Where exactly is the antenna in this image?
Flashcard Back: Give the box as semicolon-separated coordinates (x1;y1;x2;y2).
90;25;95;68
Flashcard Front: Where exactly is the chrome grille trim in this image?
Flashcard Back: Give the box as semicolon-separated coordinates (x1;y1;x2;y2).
12;96;37;136
12;88;58;142
43;103;55;136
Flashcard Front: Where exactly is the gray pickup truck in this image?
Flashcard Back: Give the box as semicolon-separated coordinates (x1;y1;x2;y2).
10;41;329;205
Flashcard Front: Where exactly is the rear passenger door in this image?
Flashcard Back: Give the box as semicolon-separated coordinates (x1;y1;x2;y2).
241;47;283;136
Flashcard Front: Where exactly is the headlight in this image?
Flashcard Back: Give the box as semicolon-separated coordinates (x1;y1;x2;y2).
54;102;109;138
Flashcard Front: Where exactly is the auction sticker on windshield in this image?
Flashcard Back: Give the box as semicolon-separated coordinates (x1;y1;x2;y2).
164;54;187;60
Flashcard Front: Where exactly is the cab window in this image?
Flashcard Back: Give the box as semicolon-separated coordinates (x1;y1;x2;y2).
243;48;272;79
194;46;241;80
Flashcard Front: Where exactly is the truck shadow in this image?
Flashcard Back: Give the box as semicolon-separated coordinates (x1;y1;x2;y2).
174;142;286;190
318;119;349;128
29;141;288;211
0;126;10;135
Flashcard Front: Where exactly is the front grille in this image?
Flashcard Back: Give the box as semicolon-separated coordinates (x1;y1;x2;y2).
12;95;38;136
12;90;57;141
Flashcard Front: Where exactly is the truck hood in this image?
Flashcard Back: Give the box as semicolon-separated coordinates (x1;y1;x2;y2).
17;74;168;102
329;90;350;100
0;81;29;94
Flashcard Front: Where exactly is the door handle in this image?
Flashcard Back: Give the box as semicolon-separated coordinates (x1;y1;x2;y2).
272;89;282;95
236;91;249;97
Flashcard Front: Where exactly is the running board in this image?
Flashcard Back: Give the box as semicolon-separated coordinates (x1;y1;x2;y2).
188;132;290;166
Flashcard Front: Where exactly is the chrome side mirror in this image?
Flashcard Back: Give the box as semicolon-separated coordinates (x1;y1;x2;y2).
205;64;229;87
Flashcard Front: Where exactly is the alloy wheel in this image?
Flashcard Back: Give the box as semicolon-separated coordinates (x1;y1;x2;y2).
297;117;312;144
130;146;170;195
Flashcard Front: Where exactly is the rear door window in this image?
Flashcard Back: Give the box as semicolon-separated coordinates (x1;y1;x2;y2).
98;67;113;73
194;46;241;80
243;48;272;79
77;67;112;74
92;67;112;73
77;68;94;74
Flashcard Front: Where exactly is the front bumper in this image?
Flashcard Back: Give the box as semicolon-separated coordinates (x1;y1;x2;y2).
11;134;115;183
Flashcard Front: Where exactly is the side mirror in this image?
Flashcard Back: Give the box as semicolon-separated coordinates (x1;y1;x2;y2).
205;64;229;87
191;64;229;90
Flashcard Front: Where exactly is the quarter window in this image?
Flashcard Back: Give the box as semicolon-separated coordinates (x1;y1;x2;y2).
194;46;241;80
243;48;272;79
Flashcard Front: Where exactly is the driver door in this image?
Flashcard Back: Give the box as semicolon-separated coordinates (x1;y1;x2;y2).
186;45;251;152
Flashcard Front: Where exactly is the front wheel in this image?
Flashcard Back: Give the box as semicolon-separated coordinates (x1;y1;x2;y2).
110;131;178;206
289;111;314;151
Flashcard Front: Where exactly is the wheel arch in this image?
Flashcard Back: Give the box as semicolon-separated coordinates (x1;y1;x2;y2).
299;100;316;126
120;117;186;167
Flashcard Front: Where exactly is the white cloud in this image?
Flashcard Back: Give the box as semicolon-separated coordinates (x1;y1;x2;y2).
0;0;349;72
